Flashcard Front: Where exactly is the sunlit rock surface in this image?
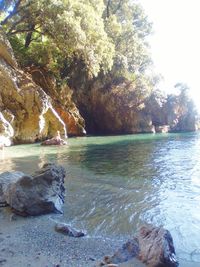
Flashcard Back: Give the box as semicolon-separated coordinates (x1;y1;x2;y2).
99;225;178;267
28;66;86;137
0;29;85;144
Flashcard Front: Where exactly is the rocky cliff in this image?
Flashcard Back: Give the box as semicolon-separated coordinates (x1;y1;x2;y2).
73;79;155;134
0;29;198;145
73;78;198;135
0;29;85;144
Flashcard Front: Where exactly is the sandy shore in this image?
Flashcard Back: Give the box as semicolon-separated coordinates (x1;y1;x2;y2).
0;207;146;267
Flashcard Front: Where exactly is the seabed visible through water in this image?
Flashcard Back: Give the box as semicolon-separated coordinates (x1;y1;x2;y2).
1;132;200;266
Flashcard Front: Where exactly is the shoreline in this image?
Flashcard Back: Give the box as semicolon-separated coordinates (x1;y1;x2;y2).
1;134;200;267
0;208;146;267
0;204;200;266
1;130;199;148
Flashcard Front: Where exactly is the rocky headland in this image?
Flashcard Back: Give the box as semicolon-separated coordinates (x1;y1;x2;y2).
0;28;198;146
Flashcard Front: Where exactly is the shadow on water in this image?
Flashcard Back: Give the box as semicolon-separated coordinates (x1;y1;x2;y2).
67;140;158;178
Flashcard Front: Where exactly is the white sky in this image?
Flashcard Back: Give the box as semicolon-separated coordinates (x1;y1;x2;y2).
139;0;200;109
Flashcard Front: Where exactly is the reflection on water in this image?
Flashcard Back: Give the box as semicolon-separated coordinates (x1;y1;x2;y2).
0;133;200;266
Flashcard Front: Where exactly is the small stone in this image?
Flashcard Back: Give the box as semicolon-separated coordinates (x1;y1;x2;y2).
89;257;96;261
104;256;112;264
55;223;85;238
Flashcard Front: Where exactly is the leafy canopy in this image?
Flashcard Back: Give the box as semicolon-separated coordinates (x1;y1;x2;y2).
1;0;153;77
1;0;115;76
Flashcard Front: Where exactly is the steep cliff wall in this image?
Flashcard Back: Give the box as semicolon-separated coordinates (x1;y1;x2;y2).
27;66;85;137
73;80;155;134
73;79;198;135
0;29;85;144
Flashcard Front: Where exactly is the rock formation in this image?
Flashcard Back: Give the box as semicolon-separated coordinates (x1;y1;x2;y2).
0;27;198;141
27;66;86;137
74;79;198;135
147;90;198;133
99;225;178;267
74;80;156;135
0;163;65;216
0;28;85;144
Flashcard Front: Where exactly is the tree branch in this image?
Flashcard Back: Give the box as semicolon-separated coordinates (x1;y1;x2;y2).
1;0;22;25
113;0;123;15
106;0;111;18
1;0;32;26
25;23;35;47
7;14;29;34
8;27;44;36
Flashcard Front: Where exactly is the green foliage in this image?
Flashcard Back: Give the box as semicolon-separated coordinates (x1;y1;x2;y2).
2;0;196;128
1;0;154;94
104;0;153;75
1;0;115;76
1;0;197;135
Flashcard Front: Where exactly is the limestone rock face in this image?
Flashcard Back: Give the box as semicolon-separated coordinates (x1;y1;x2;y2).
28;66;86;137
74;79;198;135
144;90;198;133
69;62;198;135
0;29;85;144
0;163;65;216
165;98;198;132
75;82;155;134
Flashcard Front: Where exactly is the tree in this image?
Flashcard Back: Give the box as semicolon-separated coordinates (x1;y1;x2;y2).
1;0;115;76
104;0;153;76
1;0;154;94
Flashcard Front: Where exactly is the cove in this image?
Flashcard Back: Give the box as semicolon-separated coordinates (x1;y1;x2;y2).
1;132;200;266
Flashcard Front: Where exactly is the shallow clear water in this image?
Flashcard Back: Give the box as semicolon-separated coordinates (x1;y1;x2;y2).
1;132;200;266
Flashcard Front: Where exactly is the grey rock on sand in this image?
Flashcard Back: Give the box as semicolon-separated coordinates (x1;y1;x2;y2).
0;163;65;216
55;222;85;237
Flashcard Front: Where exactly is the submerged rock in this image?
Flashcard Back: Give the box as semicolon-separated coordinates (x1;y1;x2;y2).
99;225;178;267
0;163;65;216
41;138;67;146
55;223;85;237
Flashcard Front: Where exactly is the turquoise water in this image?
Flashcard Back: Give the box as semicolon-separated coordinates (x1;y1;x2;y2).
1;132;200;266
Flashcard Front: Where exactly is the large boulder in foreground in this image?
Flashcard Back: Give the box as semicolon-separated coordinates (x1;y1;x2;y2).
0;163;65;216
100;225;178;267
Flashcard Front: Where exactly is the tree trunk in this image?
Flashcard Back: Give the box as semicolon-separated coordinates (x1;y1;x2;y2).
24;24;35;48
